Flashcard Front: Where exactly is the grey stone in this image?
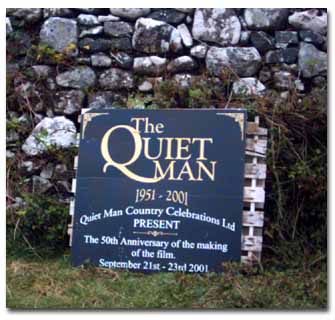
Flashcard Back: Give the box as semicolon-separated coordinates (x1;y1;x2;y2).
6;150;15;159
77;14;99;26
265;48;299;64
22;116;77;156
312;76;327;88
167;56;197;74
77;57;91;65
88;91;127;109
99;68;134;90
91;53;112;67
6;17;13;37
190;45;208;59
250;31;275;53
33;114;44;124
40;18;78;55
6;63;19;76
14;81;40;103
55;90;85;114
289;9;327;35
132;18;182;54
6;130;19;143
275;31;299;48
110;8;151;20
79;38;112;53
7;30;32;55
280;91;290;100
32;176;52;193
232;77;266;96
244;9;289;30
176;9;195;14
79;26;103;38
43;8;73;18
7;8;42;23
7;196;27;210
172;74;195;88
148;9;185;25
40;163;54;179
18;114;30;126
56;67;96;89
110;37;132;51
33;102;44;112
206;46;262;77
133;56;167;76
138;77;163;92
138;80;153;92
239;31;251;45
298;43;327;78
76;8;104;14
110;52;133;69
259;68;272;83
31;65;53;79
294;79;305;92
46;108;54;118
98;15;120;22
19;161;34;174
192;9;241;46
46;78;57;90
299;30;325;47
274;71;294;90
54;164;67;177
104;21;133;37
177;24;193;47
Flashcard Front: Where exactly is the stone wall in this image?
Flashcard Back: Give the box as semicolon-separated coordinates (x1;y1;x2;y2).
6;8;327;199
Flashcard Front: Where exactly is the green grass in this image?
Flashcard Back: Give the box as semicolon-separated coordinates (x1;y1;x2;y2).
6;243;327;309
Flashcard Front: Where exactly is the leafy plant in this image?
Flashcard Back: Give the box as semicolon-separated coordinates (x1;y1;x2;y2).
10;194;70;251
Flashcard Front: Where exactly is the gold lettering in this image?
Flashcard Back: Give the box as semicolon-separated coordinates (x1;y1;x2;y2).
176;161;197;181
197;161;217;181
164;138;174;160
101;125;161;183
193;138;213;160
176;138;192;160
130;117;146;132
143;137;163;160
100;122;217;183
154;161;177;180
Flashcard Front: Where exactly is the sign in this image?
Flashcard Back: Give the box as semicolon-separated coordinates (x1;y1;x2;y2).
71;109;247;272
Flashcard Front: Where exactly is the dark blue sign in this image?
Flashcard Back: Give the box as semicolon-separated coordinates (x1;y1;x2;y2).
71;109;246;272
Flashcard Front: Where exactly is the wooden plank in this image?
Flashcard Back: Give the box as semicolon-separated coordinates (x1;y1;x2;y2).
78;108;90;123
242;235;262;252
242;211;264;227
246;150;266;158
73;156;78;170
246;138;267;155
243;186;265;203
76;133;80;146
247;122;268;136
71;178;77;193
68;225;73;246
244;163;267;180
69;200;75;216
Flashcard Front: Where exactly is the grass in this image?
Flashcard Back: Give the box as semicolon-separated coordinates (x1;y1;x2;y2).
6;240;327;309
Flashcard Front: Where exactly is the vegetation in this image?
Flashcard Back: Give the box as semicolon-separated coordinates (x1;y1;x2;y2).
7;239;326;309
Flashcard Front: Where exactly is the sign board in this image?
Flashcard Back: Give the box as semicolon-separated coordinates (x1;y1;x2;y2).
71;109;247;272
